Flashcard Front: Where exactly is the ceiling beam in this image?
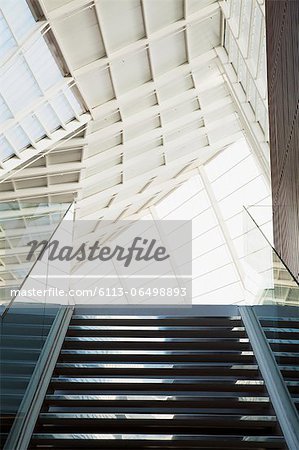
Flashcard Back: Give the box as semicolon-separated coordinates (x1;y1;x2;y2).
9;162;85;180
0;204;68;220
0;182;81;202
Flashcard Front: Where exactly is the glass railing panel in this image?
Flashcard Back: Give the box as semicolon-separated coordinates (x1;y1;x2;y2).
254;304;299;416
0;303;59;447
246;206;299;412
0;201;69;306
244;205;299;306
0;200;73;446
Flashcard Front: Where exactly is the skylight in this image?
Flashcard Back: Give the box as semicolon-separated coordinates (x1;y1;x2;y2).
0;0;84;164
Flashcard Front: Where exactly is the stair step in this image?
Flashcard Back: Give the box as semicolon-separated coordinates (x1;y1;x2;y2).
45;392;270;403
59;349;255;363
67;325;246;338
63;336;251;350
49;376;265;393
29;433;285;449
71;315;242;327
54;362;259;376
36;412;277;432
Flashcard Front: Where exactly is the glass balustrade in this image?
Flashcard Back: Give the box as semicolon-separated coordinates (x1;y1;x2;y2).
0;200;71;306
0;200;73;446
243;205;299;307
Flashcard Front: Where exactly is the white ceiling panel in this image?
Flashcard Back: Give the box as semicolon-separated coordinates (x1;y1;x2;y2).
158;73;194;101
150;30;187;76
111;48;152;95
124;114;160;141
143;0;184;33
125;152;164;180
87;133;122;156
97;0;145;51
161;97;199;124
77;66;114;108
125;136;162;160
54;8;105;69
42;0;73;12
121;91;158;118
90;109;121;133
187;0;216;15
187;12;220;58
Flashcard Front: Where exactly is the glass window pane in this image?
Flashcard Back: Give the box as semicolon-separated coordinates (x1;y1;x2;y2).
5;125;29;151
0;135;14;160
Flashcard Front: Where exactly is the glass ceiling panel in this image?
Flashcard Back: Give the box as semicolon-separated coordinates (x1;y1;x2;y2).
0;94;12;122
0;0;83;164
0;0;35;42
0;10;17;59
24;36;62;91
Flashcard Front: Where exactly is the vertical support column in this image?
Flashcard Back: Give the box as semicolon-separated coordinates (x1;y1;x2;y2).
240;306;299;450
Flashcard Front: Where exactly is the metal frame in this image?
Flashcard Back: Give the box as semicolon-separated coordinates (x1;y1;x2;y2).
3;305;74;450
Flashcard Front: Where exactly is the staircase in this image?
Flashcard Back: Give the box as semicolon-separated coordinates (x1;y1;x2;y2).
28;309;286;449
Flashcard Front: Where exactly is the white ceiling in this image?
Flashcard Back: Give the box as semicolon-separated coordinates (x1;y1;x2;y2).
0;0;268;221
30;0;246;222
0;0;271;305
